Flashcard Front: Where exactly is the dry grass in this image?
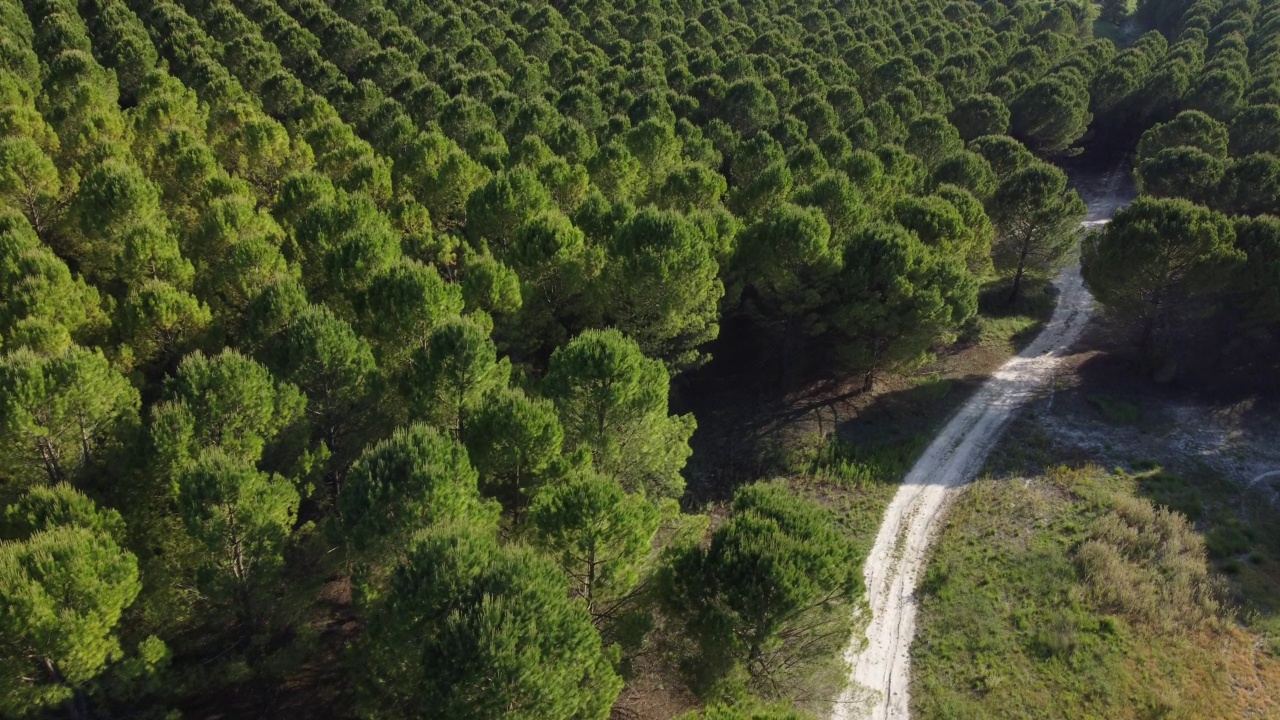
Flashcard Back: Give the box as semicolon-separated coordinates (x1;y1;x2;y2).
1223;626;1280;719
1078;495;1221;632
912;465;1280;720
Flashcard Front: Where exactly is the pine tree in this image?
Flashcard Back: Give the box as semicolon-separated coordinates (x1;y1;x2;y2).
357;527;622;719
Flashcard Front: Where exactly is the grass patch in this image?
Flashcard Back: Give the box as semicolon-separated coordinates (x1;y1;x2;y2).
787;432;925;490
1135;470;1203;520
963;275;1058;352
1087;394;1142;424
911;466;1254;719
1093;18;1129;47
786;430;927;555
967;314;1042;350
1206;519;1256;559
783;371;972;550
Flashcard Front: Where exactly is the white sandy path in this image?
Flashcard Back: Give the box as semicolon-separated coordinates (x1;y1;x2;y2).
831;170;1130;720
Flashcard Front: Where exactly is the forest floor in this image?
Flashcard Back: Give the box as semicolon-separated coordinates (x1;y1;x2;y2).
910;320;1280;719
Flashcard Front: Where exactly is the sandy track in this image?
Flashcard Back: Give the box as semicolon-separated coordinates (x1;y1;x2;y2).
831;171;1129;720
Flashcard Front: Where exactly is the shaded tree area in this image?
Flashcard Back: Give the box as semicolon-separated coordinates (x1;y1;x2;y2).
1083;197;1277;380
1080;0;1280;382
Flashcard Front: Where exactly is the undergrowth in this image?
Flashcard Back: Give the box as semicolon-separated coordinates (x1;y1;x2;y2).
911;465;1278;719
956;275;1059;353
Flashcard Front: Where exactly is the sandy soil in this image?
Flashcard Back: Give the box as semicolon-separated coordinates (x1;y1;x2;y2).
830;168;1132;720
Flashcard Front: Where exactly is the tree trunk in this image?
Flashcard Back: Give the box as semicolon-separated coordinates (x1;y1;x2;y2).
1008;234;1032;305
226;506;256;635
595;384;609;463
455;386;466;440
1138;313;1156;362
1008;265;1025;304
24;195;45;239
78;413;93;469
862;342;885;393
780;320;802;388
585;543;597;621
1138;288;1165;362
511;464;523;527
37;438;63;483
70;689;90;720
42;658;87;720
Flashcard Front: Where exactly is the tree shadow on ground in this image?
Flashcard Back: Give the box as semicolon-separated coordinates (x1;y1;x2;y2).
675;274;1063;507
679;366;993;506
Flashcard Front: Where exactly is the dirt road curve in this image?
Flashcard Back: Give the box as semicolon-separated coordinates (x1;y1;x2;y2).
831;169;1130;720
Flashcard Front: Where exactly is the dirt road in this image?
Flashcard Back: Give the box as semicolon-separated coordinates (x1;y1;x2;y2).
831;169;1132;720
